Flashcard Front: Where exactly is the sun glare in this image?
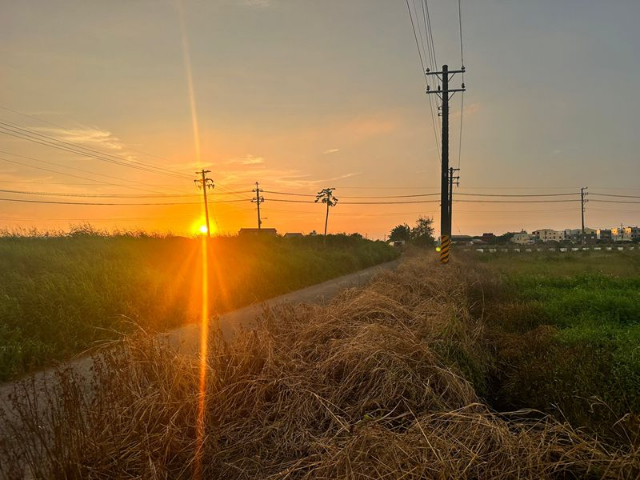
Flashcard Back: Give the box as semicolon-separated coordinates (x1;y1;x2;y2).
199;225;208;234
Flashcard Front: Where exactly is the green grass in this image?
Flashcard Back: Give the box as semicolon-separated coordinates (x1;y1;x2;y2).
0;233;399;381
479;251;640;439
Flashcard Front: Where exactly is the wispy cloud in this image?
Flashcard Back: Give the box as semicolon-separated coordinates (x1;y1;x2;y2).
240;0;271;7
215;154;362;191
323;148;340;155
34;126;138;162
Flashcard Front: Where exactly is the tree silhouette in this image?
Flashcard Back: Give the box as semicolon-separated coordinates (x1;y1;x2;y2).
389;224;411;242
315;188;338;240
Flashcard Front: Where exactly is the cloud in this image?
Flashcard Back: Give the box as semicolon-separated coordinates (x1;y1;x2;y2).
323;148;340;155
242;155;265;165
220;154;266;167
34;126;138;162
240;0;271;7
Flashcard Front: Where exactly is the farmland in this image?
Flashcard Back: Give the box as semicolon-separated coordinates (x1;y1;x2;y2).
0;232;399;381
478;251;640;441
2;252;639;479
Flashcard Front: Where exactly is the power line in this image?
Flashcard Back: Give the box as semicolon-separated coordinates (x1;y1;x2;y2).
455;192;577;197
591;193;640;199
0;121;192;180
0;188;200;198
0;197;250;206
0;151;181;195
0;105;184;167
261;190;316;197
405;0;441;159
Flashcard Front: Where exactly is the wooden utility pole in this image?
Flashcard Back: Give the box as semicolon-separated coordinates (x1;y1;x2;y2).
426;64;465;264
194;169;214;238
252;182;265;230
580;187;588;244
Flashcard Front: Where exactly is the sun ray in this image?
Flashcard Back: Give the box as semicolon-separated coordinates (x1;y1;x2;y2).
176;2;210;477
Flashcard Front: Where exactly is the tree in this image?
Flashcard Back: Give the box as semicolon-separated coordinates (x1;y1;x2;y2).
389;224;411;242
315;188;338;240
410;216;435;246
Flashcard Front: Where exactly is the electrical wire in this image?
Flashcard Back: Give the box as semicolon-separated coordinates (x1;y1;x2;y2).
0;105;185;167
591;193;640;199
0;197;251;206
0;151;184;195
0;188;200;198
0;120;192;180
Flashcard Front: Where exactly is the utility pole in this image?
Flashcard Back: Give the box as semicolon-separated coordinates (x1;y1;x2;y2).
315;187;338;244
426;64;465;264
448;167;460;224
194;169;214;238
252;182;265;230
580;186;588;245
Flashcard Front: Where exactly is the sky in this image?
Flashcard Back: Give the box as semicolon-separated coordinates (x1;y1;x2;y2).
1;0;639;238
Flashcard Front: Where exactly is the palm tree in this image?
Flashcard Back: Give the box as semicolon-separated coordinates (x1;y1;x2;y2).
315;188;338;242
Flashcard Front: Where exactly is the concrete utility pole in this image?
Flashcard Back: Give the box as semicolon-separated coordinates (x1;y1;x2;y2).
315;187;338;244
448;167;460;225
194;169;214;238
580;186;588;244
252;182;265;230
426;64;465;264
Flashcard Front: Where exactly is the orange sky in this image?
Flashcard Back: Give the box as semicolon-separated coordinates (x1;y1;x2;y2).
1;0;639;239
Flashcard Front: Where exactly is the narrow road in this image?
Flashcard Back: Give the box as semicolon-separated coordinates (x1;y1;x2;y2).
0;259;399;418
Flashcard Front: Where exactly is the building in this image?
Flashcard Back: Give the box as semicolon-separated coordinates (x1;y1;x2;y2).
283;232;304;238
481;232;496;243
239;228;278;236
611;226;640;242
624;227;640;241
451;235;473;245
597;229;612;242
532;229;566;242
511;231;534;245
564;228;597;243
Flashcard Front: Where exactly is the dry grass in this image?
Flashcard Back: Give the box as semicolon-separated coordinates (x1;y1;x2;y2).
1;255;638;479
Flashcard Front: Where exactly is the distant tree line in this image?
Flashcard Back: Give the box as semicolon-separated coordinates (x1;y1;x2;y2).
389;216;435;246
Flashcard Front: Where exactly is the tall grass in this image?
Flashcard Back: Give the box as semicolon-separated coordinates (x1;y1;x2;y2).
2;255;637;478
0;233;398;381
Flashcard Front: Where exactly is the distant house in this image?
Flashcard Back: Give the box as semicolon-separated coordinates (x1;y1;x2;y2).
238;228;278;236
511;231;534;245
597;229;613;242
564;228;597;243
625;227;640;241
532;229;565;243
481;232;496;244
450;235;473;245
611;226;640;242
284;232;304;238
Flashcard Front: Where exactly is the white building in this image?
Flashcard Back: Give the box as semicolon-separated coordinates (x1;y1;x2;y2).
511;231;534;245
612;226;640;242
532;229;566;242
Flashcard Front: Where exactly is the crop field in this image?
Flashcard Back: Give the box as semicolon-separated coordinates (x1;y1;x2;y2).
0;232;398;381
477;251;640;441
1;252;639;479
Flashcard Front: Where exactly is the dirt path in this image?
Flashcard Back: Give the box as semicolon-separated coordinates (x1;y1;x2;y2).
0;260;399;419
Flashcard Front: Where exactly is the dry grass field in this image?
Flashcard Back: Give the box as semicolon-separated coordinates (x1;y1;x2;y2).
1;253;638;479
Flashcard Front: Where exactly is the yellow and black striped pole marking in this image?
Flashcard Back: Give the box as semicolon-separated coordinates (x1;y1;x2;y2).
440;235;451;264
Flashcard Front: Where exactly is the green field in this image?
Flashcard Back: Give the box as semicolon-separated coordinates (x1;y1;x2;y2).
478;252;640;440
0;233;399;381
